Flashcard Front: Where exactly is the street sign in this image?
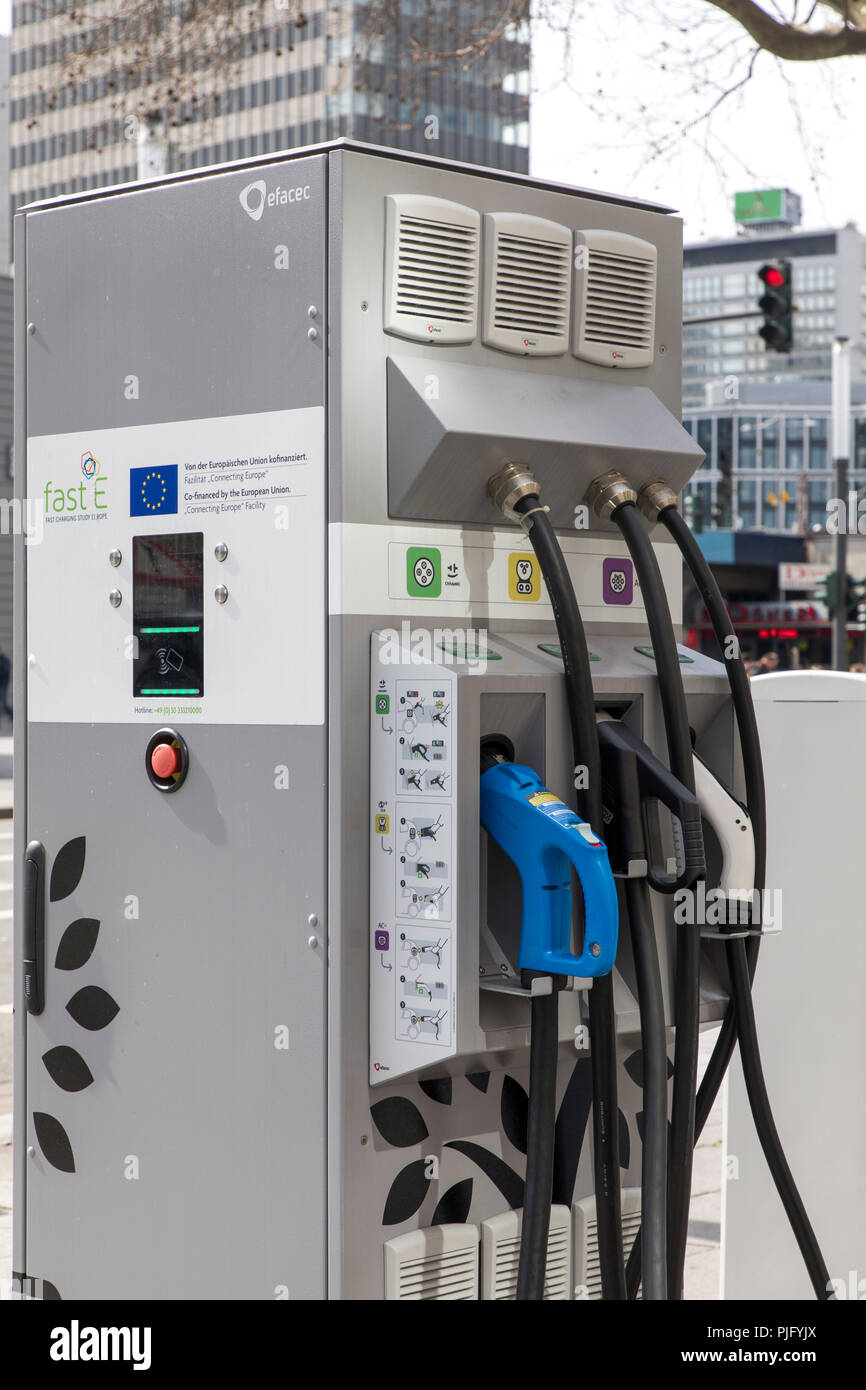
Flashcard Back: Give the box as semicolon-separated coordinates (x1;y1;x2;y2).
778;562;832;591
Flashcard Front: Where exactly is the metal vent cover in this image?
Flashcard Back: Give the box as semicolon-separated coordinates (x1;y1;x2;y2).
482;212;572;356
384;1224;479;1300
573;229;657;368
384;194;481;345
573;1187;643;1298
481;1205;572;1299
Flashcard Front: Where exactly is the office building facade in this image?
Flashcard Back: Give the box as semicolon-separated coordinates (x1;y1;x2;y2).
10;2;530;220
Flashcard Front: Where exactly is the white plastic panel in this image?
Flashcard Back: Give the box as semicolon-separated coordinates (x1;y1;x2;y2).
384;1224;479;1300
482;212;572;356
573;1186;643;1298
573;229;657;368
481;1205;572;1299
384;194;481;344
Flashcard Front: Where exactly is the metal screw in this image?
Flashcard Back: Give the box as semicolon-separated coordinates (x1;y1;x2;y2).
27;322;35;335
360;301;368;312
108;589;122;608
307;913;319;929
307;935;318;950
214;585;228;605
499;964;508;973
307;305;318;318
658;344;667;354
360;1134;369;1146
479;966;486;975
214;542;228;562
307;326;318;341
590;942;602;958
109;548;122;568
27;1146;35;1157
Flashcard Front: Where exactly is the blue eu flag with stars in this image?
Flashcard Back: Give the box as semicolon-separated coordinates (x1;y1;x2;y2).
130;464;178;517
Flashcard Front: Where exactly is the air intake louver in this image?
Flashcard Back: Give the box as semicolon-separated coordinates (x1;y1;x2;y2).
384;195;481;345
384;1225;479;1300
482;213;572;356
573;230;657;368
481;1206;572;1299
573;1188;643;1298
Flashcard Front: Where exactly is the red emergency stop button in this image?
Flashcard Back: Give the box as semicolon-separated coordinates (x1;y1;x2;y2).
150;742;180;779
145;728;189;792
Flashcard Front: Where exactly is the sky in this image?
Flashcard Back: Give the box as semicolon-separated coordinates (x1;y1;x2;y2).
0;0;862;245
530;1;866;244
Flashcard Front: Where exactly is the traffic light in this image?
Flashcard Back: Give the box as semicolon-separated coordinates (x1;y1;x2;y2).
757;260;793;354
845;575;866;616
815;571;840;612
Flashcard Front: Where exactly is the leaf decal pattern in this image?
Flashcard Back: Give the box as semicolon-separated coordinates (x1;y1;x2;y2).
445;1141;524;1210
370;1096;429;1148
382;1160;430;1226
49;837;86;902
55;918;100;971
33;1112;75;1173
65;985;119;1032
419;1076;452;1106
500;1074;528;1155
432;1179;473;1226
42;1046;94;1093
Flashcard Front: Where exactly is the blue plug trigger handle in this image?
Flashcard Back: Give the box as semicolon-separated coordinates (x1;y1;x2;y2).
480;761;619;978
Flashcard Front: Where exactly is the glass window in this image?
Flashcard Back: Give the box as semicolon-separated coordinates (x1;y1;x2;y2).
855;419;866;470
738;417;757;469
808;418;827;470
785;417;804;470
737;479;757;528
696;417;712;468
760;481;780;528
759;419;778;469
808;480;828;529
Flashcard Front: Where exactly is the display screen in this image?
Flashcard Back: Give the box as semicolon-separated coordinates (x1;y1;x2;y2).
133;532;204;697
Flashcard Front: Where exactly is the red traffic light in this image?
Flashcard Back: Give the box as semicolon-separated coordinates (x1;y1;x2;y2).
759;264;786;288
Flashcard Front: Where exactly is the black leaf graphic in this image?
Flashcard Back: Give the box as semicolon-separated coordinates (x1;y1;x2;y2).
618;1108;630;1170
55;918;100;971
49;838;86;902
466;1071;490;1093
65;986;119;1032
370;1096;428;1148
500;1074;528;1155
445;1141;524;1210
635;1111;672;1150
42;1046;94;1093
553;1058;593;1207
419;1076;452;1106
382;1159;430;1226
624;1050;645;1087
40;1281;62;1301
432;1178;473;1225
624;1049;673;1088
33;1112;75;1173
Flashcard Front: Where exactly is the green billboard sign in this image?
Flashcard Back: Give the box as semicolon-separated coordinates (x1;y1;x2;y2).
734;189;785;224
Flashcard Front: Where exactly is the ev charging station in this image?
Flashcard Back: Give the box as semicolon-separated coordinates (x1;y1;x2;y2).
10;140;848;1301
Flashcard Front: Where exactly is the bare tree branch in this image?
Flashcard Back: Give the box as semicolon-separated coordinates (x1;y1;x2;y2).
703;0;866;59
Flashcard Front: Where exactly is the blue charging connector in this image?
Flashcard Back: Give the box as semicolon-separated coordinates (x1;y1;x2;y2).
480;758;619;979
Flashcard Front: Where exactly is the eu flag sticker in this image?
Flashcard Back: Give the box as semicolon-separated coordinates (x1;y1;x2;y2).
130;464;178;517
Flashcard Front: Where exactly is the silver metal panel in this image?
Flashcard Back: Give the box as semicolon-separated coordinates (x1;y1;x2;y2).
24;724;327;1299
386;353;703;527
25;155;327;436
724;672;866;1300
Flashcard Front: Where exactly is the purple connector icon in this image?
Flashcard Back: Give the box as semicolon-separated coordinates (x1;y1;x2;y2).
603;557;634;606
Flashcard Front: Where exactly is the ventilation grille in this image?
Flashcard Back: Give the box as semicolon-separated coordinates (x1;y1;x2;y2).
384;195;481;344
483;213;572;356
481;1206;572;1299
574;230;657;368
573;1188;642;1299
384;1225;479;1300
